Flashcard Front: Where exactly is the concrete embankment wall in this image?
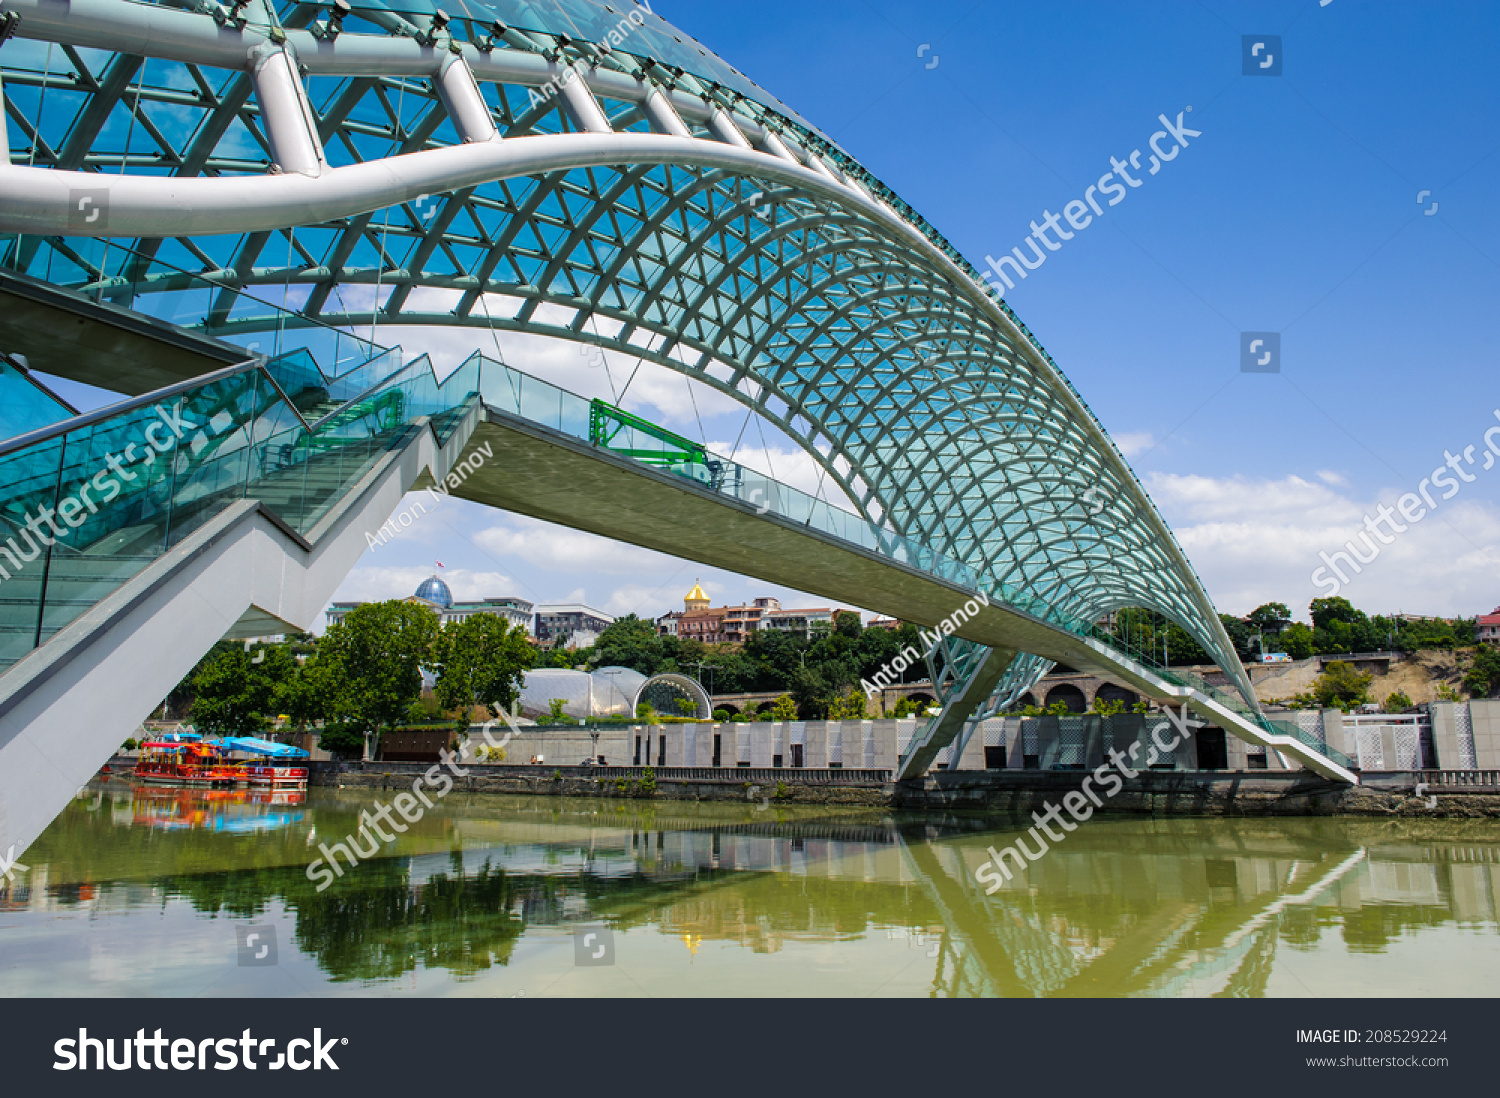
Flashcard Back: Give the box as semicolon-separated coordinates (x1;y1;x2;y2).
308;762;1500;816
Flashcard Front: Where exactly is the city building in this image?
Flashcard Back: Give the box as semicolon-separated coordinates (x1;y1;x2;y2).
658;585;839;642
761;605;836;637
1479;606;1500;645
535;603;614;648
326;576;535;634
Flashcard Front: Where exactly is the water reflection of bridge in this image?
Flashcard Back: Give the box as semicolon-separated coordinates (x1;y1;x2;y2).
8;788;1499;993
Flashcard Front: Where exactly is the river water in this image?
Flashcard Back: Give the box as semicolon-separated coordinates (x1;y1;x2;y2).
1;778;1496;997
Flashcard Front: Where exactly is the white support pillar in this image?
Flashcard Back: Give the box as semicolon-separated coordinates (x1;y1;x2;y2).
434;53;496;144
708;109;752;149
755;128;799;164
555;67;612;134
804;153;839;182
642;87;692;138
248;41;325;176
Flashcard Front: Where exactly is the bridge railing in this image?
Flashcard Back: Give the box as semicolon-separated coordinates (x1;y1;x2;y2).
0;343;479;671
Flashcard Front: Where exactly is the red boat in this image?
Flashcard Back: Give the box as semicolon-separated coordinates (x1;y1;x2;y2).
239;763;310;789
133;741;240;788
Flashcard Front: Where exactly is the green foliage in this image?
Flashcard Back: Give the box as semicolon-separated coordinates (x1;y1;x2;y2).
770;694;798;721
1436;682;1462;702
550;768;562;781
1274;622;1316;661
406;696;443;724
675;697;696;716
317;720;367;759
1090;697;1125;716
431;612;531;716
315;601;440;750
589;614;664;674
1217;613;1257;663
547;698;569;723
712;707;731;721
1132;700;1151;714
1247;603;1292;630
1382;690;1414;713
827;689;868;720
1463;646;1500;697
122;738;138;751
773;781;789;801
1309;597;1361;632
1313;661;1373;710
833;610;862;638
190;643;296;735
1045;701;1071;716
639;767;657;796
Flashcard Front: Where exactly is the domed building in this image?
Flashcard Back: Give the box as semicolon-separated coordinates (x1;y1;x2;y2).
413;575;454;610
326;575;535;635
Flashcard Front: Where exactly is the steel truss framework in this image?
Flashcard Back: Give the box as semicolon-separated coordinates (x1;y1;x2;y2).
0;0;1258;717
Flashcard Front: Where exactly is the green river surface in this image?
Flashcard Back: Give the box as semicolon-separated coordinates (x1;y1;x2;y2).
1;777;1497;997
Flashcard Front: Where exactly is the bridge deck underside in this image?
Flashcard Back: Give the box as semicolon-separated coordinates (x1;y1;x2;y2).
451;406;1355;784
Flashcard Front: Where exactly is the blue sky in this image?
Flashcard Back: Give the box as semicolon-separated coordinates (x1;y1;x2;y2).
59;0;1500;627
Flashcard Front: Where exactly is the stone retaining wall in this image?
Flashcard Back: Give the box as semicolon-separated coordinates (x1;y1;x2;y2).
308;761;1500;816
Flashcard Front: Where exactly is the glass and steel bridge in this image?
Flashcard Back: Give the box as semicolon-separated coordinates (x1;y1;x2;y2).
0;0;1358;807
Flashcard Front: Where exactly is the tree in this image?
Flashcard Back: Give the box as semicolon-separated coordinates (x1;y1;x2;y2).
316;600;440;750
274;655;327;734
1217;613;1256;663
318;721;367;759
833;610;862;639
548;698;569;723
770;694;798;721
827;689;867;720
190;643;295;735
1382;690;1413;713
1275;622;1316;661
432;613;532;716
589;614;663;675
1310;597;1362;632
1313;661;1372;710
1247;602;1292;631
1464;646;1500;698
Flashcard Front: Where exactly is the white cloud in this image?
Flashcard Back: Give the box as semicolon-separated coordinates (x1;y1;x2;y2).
473;516;673;575
1113;431;1156;459
1147;471;1500;618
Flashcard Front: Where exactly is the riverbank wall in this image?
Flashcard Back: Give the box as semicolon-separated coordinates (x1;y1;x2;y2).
308;761;1500;816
